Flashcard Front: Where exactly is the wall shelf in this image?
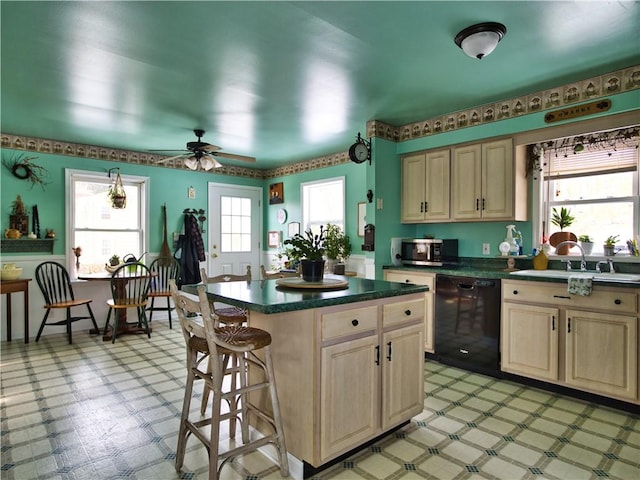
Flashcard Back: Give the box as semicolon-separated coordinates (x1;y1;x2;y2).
1;239;55;253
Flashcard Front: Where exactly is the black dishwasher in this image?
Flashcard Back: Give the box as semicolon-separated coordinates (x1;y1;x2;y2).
434;275;501;377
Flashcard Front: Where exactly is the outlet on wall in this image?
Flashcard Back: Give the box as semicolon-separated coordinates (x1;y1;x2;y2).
482;243;491;255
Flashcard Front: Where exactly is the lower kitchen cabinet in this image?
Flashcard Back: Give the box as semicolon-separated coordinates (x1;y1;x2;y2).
565;309;637;401
384;269;435;352
320;334;379;459
502;280;639;403
502;302;559;382
251;291;426;467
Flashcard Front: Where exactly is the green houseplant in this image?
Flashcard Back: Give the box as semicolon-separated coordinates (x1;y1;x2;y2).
550;207;575;255
284;226;326;281
323;224;352;274
578;234;594;255
603;235;619;256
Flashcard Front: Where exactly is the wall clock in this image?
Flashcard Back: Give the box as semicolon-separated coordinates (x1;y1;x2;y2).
348;132;371;164
277;208;287;224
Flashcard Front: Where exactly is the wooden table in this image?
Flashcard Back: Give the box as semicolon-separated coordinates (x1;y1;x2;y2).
1;278;32;343
78;272;152;341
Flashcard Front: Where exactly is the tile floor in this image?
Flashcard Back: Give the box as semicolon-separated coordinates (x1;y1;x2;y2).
1;320;639;480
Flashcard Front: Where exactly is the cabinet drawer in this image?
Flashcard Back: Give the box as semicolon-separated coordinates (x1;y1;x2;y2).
503;280;638;314
385;271;435;290
383;297;425;328
321;306;378;341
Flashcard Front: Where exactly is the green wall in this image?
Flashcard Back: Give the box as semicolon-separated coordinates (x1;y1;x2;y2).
0;151;261;256
2;89;638;278
263;161;367;250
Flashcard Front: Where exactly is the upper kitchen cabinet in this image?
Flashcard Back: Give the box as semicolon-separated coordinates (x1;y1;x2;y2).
452;138;527;221
401;149;450;223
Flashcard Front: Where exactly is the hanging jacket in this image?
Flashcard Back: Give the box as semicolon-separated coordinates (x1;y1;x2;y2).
174;214;205;286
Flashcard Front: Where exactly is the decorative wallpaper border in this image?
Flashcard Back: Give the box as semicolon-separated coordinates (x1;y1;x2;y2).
366;65;640;143
2;66;638;179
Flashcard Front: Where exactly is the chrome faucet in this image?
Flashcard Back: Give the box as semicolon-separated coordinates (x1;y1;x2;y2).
555;240;587;271
596;258;616;273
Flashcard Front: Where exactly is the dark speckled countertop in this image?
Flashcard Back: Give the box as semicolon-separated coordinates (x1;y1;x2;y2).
384;256;640;289
182;275;430;314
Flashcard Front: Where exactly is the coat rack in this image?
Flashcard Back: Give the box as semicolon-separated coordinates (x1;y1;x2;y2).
183;208;206;233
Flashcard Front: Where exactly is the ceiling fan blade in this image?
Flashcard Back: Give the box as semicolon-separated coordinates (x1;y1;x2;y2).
155;153;188;164
199;143;222;153
214;151;257;163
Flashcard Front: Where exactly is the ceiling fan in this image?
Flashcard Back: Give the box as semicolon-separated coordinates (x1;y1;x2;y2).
153;129;256;170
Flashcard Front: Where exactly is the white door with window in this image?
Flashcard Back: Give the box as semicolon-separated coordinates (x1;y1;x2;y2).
207;183;262;278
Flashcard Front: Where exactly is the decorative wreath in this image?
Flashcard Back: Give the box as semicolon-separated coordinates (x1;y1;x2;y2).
2;154;50;190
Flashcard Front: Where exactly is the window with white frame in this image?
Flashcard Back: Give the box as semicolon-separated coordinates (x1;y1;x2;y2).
66;169;149;274
301;177;345;236
535;127;639;256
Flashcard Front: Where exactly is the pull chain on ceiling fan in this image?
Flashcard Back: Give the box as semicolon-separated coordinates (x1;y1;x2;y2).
153;129;256;170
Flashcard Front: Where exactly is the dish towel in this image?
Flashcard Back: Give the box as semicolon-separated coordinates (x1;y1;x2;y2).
568;274;593;296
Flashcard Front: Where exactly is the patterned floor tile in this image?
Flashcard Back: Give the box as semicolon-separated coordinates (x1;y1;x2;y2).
2;320;639;480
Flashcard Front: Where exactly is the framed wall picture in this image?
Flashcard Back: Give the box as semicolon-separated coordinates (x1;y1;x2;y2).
267;230;281;248
357;202;366;237
269;182;284;204
288;222;300;238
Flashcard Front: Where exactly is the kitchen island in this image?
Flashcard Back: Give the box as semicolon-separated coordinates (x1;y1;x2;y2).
184;276;429;479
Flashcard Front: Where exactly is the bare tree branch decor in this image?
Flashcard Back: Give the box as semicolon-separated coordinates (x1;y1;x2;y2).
2;153;50;190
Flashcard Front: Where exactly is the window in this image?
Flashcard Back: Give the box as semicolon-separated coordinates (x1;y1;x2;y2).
66;169;149;274
535;128;638;256
220;195;252;252
301;177;345;235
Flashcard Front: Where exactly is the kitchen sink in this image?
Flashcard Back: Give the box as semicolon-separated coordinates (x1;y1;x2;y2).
509;269;640;283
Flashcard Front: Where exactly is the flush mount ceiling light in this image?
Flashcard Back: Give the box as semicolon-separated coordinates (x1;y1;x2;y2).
454;22;506;59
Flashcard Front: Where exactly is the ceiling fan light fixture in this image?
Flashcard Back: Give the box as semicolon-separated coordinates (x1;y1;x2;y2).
184;156;199;170
199;154;222;171
454;22;506;59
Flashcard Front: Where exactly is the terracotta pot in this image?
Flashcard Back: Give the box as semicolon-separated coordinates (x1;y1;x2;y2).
549;231;575;255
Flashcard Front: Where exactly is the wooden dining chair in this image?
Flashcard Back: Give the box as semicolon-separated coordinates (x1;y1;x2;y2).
104;262;152;343
34;261;99;344
260;264;299;280
147;256;181;328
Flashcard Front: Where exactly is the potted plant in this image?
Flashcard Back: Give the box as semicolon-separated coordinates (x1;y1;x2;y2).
323;224;352;274
578;234;594;255
283;226;326;282
550;207;575;255
603;235;619;257
108;169;127;209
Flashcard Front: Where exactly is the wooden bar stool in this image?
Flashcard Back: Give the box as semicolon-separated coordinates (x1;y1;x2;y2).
170;281;289;480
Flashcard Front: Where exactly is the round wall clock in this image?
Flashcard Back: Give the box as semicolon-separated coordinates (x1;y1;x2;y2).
277;208;287;224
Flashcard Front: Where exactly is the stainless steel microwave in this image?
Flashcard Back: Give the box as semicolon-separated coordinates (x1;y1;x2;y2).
400;238;458;266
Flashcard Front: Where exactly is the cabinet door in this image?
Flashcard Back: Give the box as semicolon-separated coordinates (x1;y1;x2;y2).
384;271;434;353
320;334;379;461
452;144;482;219
382;323;424;430
482;138;513;219
424;149;450;221
501;302;559;381
565;310;637;401
401;153;427;222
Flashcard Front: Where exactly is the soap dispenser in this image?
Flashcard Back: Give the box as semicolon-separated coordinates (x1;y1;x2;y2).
505;225;519;255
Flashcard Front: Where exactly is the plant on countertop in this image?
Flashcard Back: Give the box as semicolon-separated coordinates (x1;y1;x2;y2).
551;207;575;231
283;226;326;260
578;235;592;243
323;223;352;262
604;235;619;246
109;254;121;266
